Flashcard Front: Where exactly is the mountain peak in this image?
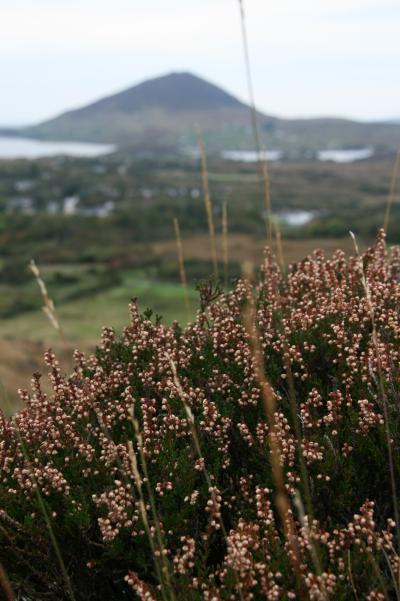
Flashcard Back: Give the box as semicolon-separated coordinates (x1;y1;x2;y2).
26;71;255;148
26;71;400;155
74;71;246;115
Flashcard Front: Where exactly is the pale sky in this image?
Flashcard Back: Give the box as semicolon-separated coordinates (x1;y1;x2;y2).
1;0;399;125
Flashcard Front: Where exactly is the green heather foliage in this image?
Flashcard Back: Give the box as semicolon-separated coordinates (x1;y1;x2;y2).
1;230;400;600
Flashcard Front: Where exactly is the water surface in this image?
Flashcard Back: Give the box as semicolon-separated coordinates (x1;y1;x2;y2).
317;147;374;163
0;136;115;159
279;210;316;226
221;149;283;162
222;147;375;163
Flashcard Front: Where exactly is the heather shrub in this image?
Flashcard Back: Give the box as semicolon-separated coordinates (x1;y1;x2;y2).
1;230;400;600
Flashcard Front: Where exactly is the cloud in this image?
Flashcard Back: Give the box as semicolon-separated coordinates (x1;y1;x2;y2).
0;0;399;122
2;0;398;54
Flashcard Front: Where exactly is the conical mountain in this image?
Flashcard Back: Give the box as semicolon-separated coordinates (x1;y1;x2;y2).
23;72;400;155
25;72;271;151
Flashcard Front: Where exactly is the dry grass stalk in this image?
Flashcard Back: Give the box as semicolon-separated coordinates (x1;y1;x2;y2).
384;149;400;233
237;0;273;244
0;563;14;601
168;356;212;490
282;340;314;521
126;440;159;572
280;311;325;589
96;407;172;600
196;128;219;280
260;154;273;244
12;419;76;601
128;412;175;601
29;259;64;341
280;331;327;596
167;355;245;601
347;550;360;601
365;549;391;601
293;492;327;601
222;201;229;288
173;217;191;319
382;546;400;601
132;417;176;601
273;219;286;272
241;261;305;597
350;231;400;548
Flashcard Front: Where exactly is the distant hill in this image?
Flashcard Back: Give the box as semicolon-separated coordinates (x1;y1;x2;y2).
19;72;400;156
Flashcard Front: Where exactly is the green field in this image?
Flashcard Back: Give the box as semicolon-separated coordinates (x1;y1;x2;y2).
0;267;199;413
0;269;197;343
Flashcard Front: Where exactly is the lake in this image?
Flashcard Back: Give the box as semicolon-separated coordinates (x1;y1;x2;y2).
279;210;316;226
221;149;283;162
0;136;116;159
317;147;374;163
222;147;375;163
0;137;376;163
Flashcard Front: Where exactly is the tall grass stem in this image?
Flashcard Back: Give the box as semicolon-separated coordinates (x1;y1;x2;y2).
384;149;400;233
130;413;176;601
274;220;286;272
29;259;65;342
13;421;76;601
168;355;245;601
0;563;14;601
173;217;191;320
237;0;273;244
350;231;400;548
222;201;229;288
242;261;306;598
196;127;219;281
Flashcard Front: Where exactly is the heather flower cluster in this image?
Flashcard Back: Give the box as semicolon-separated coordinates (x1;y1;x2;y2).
1;230;399;600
